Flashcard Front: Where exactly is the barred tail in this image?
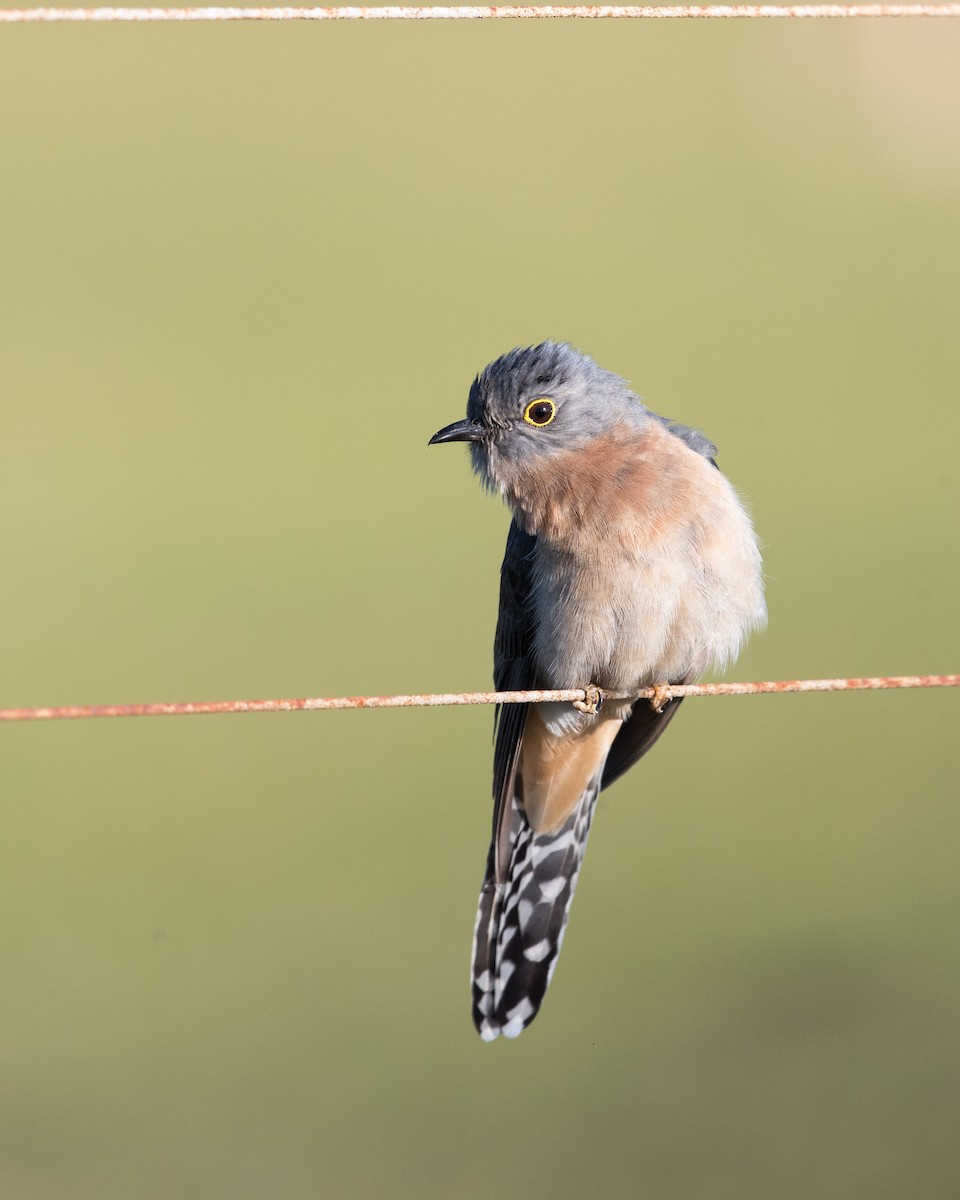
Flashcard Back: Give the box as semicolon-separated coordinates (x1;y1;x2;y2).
470;779;600;1041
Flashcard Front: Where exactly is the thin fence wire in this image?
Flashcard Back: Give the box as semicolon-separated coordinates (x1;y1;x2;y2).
1;674;957;723
2;3;960;21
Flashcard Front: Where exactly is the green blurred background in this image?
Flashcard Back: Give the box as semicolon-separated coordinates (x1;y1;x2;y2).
1;7;959;1198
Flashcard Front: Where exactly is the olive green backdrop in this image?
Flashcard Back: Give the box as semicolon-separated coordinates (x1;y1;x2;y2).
1;9;958;1198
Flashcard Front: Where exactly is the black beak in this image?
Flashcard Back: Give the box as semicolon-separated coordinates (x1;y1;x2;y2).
428;419;487;446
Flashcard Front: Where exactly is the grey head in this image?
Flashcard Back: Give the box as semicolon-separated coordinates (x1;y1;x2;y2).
428;342;646;492
428;342;717;492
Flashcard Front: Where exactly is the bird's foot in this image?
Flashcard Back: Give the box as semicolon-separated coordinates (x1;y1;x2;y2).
573;684;603;715
648;682;675;714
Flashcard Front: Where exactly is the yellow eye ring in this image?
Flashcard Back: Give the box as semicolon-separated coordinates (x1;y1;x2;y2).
523;398;556;428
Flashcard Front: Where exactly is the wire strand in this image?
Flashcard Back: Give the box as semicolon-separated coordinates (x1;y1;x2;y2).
1;674;956;723
1;4;959;22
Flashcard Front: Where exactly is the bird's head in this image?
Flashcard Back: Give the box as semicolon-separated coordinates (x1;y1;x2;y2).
428;342;645;496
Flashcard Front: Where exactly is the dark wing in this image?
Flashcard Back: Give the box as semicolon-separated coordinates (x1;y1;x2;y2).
493;519;537;689
490;519;538;879
471;519;539;1038
600;694;685;792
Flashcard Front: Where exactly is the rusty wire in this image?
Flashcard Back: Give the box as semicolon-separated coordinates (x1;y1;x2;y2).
0;674;957;723
1;4;960;21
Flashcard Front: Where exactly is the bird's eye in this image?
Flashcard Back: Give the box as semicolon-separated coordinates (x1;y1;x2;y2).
523;398;556;428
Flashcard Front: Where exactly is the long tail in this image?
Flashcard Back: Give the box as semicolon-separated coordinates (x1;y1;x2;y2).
470;777;600;1041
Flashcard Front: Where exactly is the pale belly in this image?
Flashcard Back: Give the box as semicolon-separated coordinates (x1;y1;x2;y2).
530;513;763;692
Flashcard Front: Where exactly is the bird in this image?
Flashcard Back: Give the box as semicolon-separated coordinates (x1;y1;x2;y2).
428;342;766;1041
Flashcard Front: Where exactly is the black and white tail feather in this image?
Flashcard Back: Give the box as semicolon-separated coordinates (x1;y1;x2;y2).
471;769;601;1041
